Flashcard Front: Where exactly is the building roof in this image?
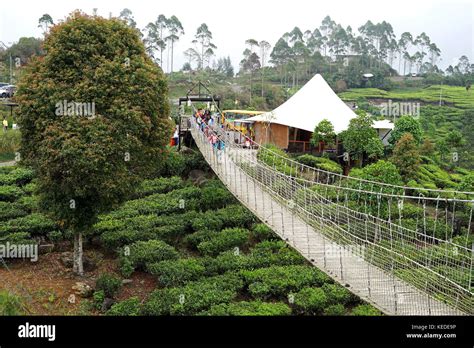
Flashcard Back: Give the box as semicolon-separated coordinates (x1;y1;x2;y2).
244;74;358;133
373;119;395;130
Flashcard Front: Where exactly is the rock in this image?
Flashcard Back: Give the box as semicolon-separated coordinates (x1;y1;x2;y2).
72;282;93;298
101;298;115;312
122;279;133;285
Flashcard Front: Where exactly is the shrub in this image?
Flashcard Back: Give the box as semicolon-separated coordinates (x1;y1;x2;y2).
251;223;276;241
324;304;346;316
184;229;218;248
0;202;28;221
92;290;105;310
107;297;141;316
0;232;33;244
200;180;235;210
351;304;382;316
296;154;343;174
0;185;24;202
0;213;56;237
147;258;207;287
202;301;292;316
142;273;243;315
293;287;328;314
119;257;135;278
95;273;122;298
321;283;353;305
241;265;332;299
0;290;23;315
47;230;63;243
197;228;250;256
123;240;179;271
134;176;184;198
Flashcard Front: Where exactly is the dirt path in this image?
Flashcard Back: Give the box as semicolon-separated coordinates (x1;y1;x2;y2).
0;249;157;315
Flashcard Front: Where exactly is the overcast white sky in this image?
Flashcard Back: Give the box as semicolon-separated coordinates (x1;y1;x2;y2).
1;0;473;72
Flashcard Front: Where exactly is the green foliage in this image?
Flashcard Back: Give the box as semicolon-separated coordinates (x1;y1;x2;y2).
293;287;328;314
321;283;353;305
351;304;382;316
0;185;24;202
200;180;235;210
134;176;184;198
389;115;423;147
350;160;403;187
339;112;380;164
390;133;421;181
251;223;276;241
311;119;335;147
202;301;292;316
241;265;332;299
0;202;28;221
0;290;23;315
0;213;56;237
197;228;250;256
458;174;474;192
92;290;105;310
15;12;171;236
107;297;141;316
123;240;179;271
47;230;63;243
95;273;122;298
296;155;343;174
147;258;207;287
324;304;346;316
142;273;243;315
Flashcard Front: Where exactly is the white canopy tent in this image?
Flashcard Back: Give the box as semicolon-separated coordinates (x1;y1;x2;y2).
247;74;393;133
245;74;358;133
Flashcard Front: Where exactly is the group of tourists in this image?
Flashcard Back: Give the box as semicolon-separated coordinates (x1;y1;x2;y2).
193;108;225;152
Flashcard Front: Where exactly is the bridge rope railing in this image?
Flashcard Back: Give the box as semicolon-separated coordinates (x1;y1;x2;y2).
185;104;473;315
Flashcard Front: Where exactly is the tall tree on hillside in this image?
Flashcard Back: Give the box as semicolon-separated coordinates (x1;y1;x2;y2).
190;23;216;70
38;14;54;35
156;15;168;69
144;22;166;65
165;15;184;73
320;15;336;56
270;38;292;86
259;40;271;97
398;32;413;75
240;48;261;103
118;8;137;28
216;56;234;77
245;39;259;54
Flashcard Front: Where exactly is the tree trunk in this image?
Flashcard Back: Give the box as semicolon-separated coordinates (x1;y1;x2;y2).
73;232;84;276
171;41;174;73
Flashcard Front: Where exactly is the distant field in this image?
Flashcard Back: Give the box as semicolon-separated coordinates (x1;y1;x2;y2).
339;85;474;109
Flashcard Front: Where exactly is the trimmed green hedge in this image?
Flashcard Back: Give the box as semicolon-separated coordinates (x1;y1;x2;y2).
0;185;24;202
241;265;332;299
121;240;179;272
147;258;207;287
197;228;250;256
0;213;56;237
201;301;292;316
142;273;244;315
296;154;343;174
107;297;141;316
293;287;328;314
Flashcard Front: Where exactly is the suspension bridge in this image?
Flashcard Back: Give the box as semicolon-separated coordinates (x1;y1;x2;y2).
187;113;473;316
